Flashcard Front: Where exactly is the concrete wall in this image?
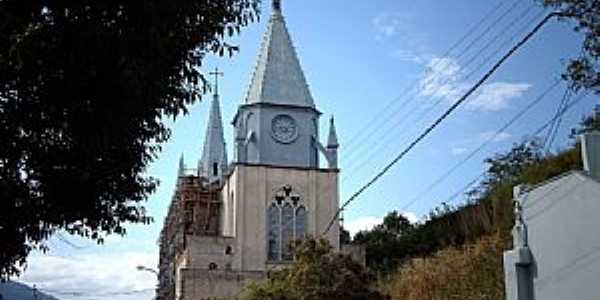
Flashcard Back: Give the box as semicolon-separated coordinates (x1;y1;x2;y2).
179;269;264;300
505;171;600;300
185;236;236;270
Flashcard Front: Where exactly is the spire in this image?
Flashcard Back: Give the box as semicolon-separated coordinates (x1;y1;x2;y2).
200;71;228;182
327;116;339;148
245;0;315;108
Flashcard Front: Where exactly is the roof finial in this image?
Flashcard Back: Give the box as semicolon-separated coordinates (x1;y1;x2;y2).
209;67;224;97
273;0;282;14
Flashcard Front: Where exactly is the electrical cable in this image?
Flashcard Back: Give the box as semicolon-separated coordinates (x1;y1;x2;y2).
323;12;560;235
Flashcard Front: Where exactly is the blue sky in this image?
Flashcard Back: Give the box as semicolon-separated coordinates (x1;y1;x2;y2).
20;1;598;299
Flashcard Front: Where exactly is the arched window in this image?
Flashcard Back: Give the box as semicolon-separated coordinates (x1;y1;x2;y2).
212;162;218;176
267;186;307;262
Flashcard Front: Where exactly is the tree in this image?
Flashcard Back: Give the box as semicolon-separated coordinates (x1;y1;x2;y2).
340;226;352;245
0;0;259;278
242;238;385;300
383;210;413;236
541;0;600;93
352;211;415;273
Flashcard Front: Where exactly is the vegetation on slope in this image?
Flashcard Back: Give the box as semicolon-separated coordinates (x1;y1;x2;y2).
385;234;505;300
351;110;600;300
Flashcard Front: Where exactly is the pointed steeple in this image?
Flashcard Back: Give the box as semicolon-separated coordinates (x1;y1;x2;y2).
178;153;185;177
245;0;315;108
327;116;339;148
200;70;228;181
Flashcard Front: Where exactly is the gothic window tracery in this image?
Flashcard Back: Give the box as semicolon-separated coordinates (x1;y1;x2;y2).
267;185;307;262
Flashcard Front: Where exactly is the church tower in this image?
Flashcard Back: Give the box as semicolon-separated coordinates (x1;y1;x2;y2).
223;0;340;271
233;0;320;168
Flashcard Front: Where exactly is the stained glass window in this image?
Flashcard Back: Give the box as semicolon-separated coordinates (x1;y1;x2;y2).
267;187;308;262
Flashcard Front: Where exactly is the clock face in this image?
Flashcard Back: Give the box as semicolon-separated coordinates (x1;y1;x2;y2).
271;115;298;144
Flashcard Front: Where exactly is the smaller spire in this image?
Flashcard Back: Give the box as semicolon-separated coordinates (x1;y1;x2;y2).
178;153;185;177
327;116;339;148
273;0;282;15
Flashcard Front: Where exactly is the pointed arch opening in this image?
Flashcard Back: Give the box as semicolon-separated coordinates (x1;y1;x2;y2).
266;186;307;262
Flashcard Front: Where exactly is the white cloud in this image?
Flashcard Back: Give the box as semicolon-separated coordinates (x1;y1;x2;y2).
419;57;467;101
373;11;429;64
479;131;513;142
418;57;531;112
403;212;419;224
19;250;158;300
344;216;382;238
468;82;532;112
373;13;404;41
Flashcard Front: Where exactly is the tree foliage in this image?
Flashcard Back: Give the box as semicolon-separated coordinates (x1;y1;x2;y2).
541;0;600;93
242;238;384;300
0;0;259;278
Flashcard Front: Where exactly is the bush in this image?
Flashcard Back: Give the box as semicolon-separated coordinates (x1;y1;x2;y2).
385;234;506;300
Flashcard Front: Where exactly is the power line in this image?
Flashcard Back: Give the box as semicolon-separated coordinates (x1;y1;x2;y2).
342;5;542;177
324;12;560;235
342;0;521;154
436;90;589;209
399;79;561;211
343;8;548;185
544;88;573;151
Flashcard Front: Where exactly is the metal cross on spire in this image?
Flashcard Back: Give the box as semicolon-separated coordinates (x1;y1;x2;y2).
209;67;224;97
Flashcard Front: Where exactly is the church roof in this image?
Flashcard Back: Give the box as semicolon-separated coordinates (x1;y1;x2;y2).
200;93;228;179
244;2;315;108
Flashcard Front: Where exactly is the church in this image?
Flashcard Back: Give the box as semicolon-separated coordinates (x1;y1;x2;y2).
157;1;341;299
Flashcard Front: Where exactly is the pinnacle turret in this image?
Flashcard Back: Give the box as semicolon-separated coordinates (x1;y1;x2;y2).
327;116;339;149
178;153;185;177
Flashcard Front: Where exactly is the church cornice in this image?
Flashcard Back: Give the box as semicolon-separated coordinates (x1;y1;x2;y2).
232;102;322;124
231;162;340;173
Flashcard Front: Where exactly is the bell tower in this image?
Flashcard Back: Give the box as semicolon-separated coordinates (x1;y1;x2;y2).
223;0;340;274
233;0;323;168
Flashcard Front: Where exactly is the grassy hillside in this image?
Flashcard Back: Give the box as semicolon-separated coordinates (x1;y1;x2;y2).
384;234;505;300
